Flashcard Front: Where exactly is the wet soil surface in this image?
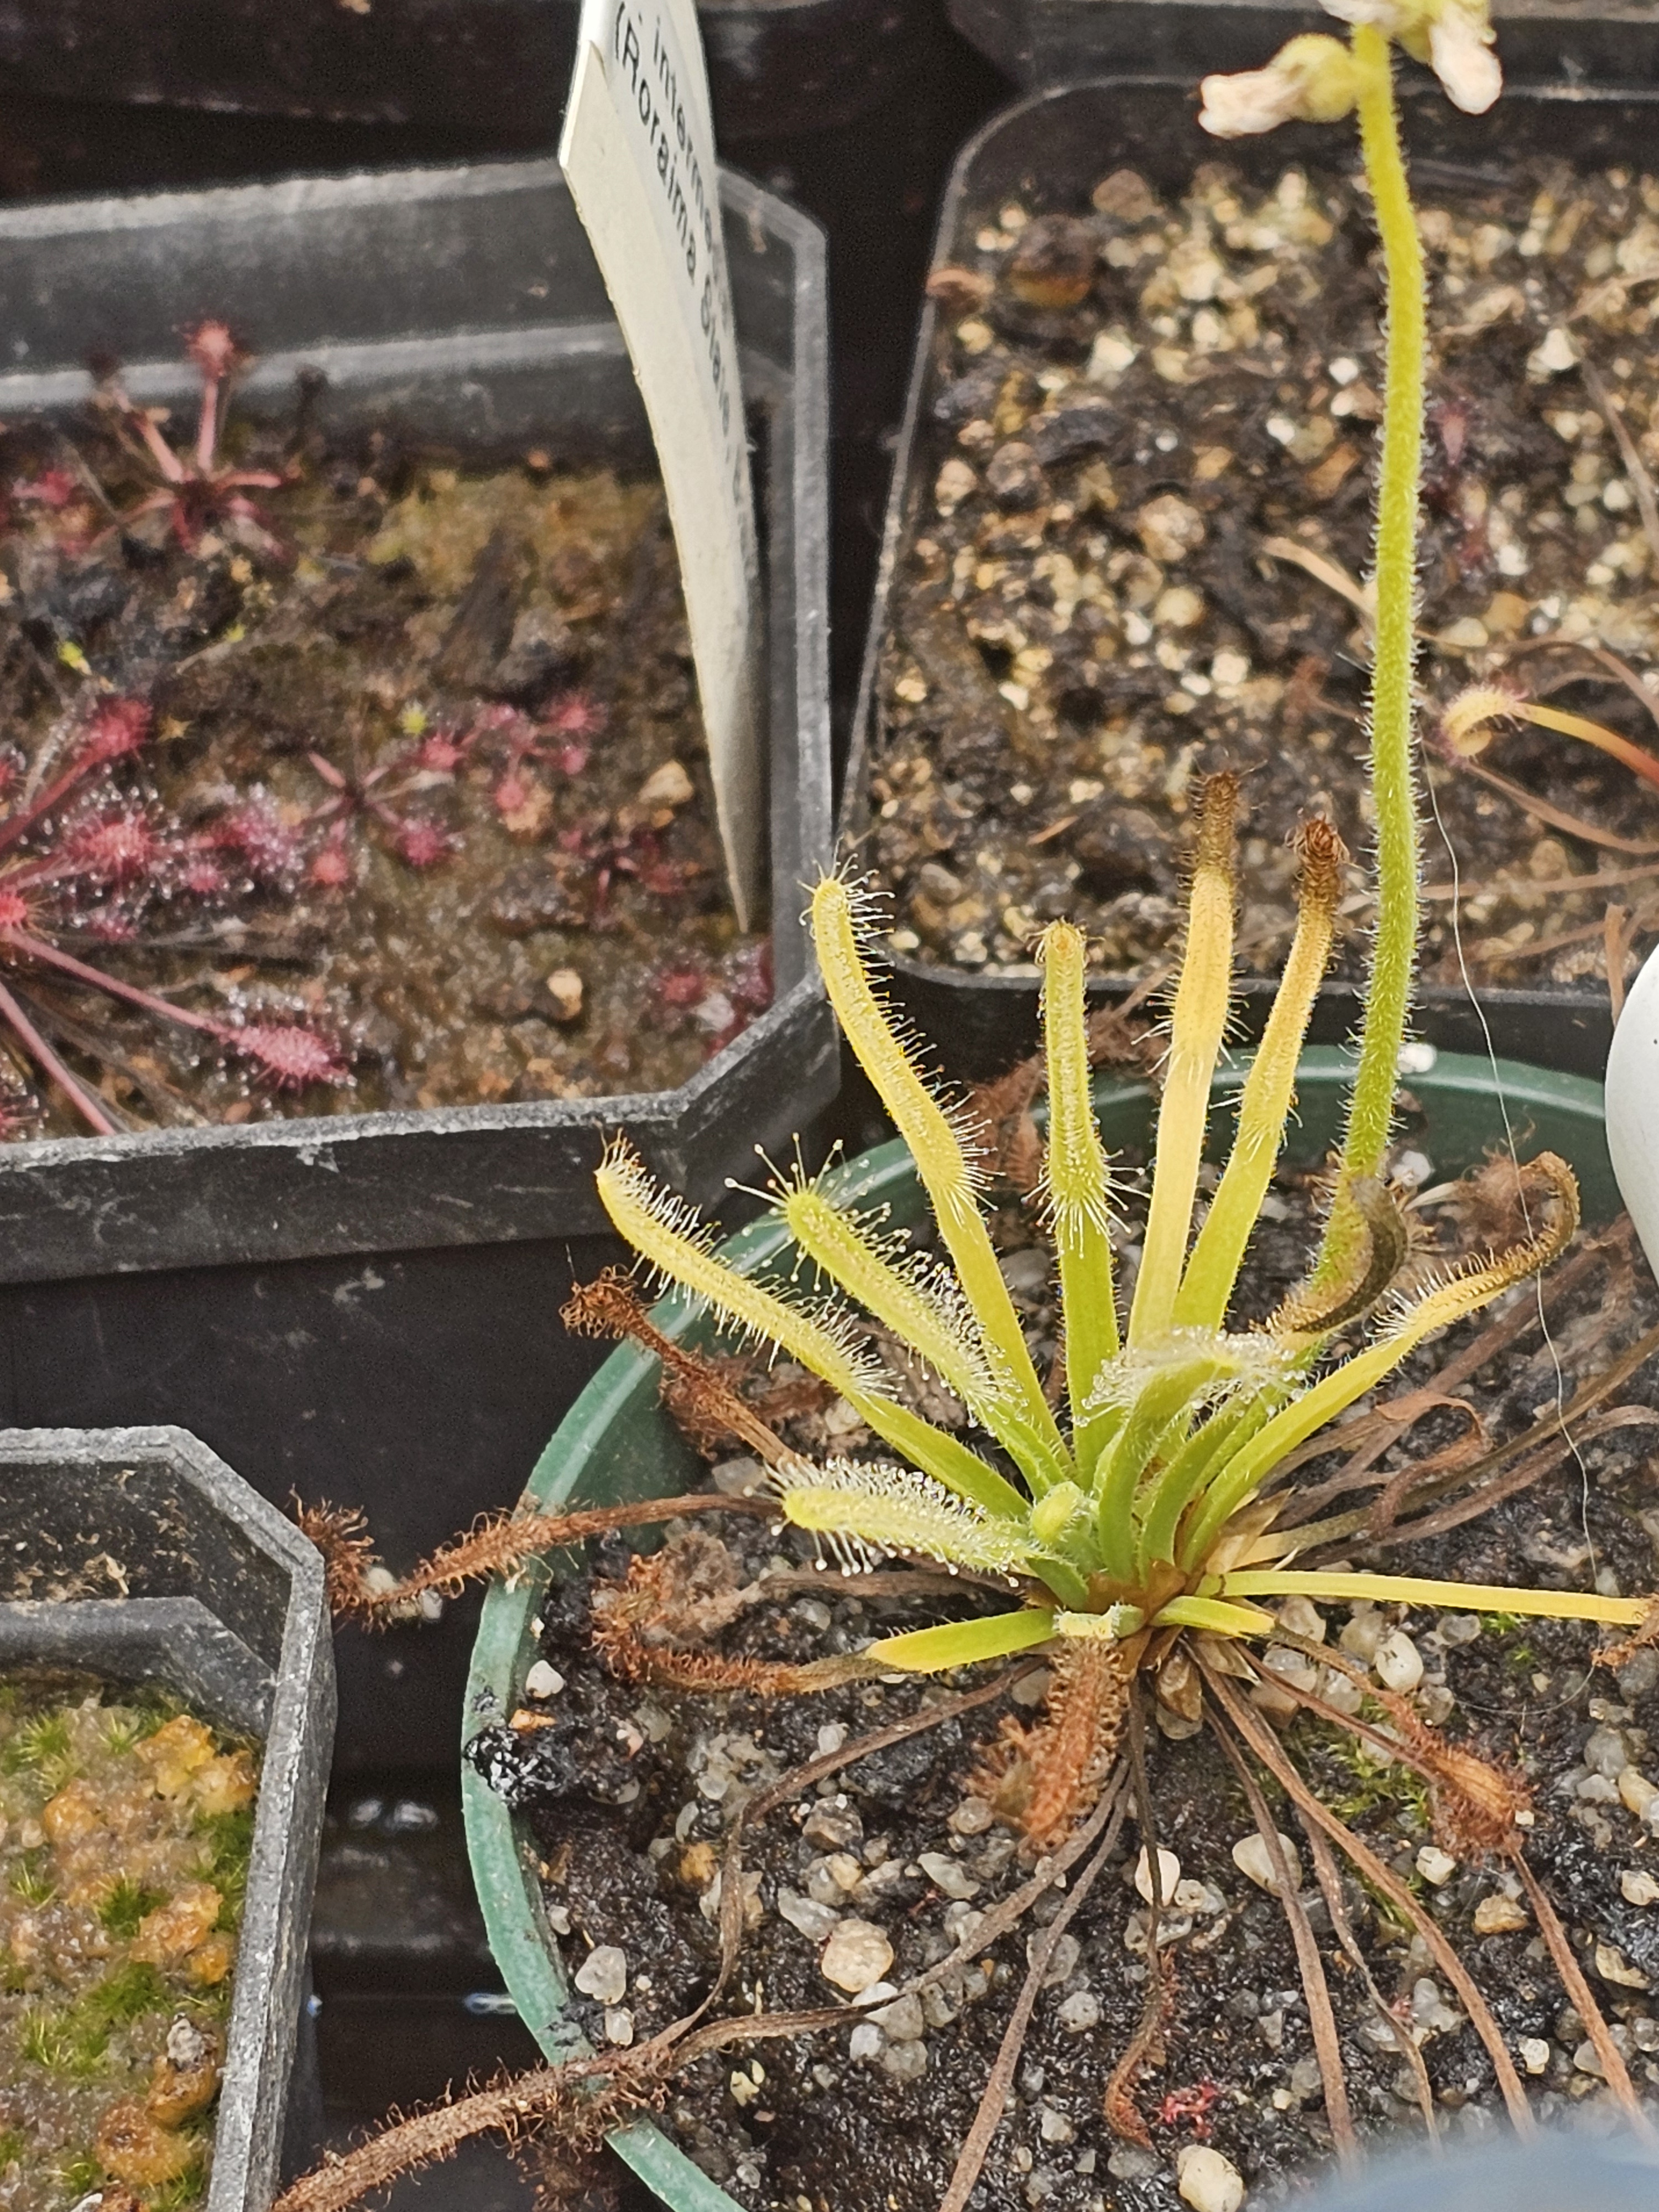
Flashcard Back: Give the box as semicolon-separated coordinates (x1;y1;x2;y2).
0;392;764;1139
0;1679;256;2212
872;157;1659;999
472;1152;1659;2212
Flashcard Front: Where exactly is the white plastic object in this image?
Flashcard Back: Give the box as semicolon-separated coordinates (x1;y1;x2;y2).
1605;943;1659;1274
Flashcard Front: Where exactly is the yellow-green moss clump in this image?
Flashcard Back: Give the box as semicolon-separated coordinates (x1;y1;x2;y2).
0;1678;258;2212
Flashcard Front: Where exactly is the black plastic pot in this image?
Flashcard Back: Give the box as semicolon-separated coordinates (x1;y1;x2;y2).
0;1423;335;2206
843;75;1659;1089
946;0;1659;92
0;0;929;145
0;156;832;1770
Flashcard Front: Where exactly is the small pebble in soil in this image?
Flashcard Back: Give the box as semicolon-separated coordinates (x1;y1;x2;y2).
1593;1942;1650;1989
881;2038;928;2083
524;1660;565;1698
1133;1846;1182;1903
1177;2143;1246;2212
779;1890;841;1941
870;1992;925;2042
573;1944;628;2004
1232;1831;1301;1893
919;1850;979;1900
819;1918;894;1994
1416;1845;1458;1887
1339;1609;1387;1662
1273;1596;1326;1642
1620;1867;1659;1907
802;1798;863;1851
1519;2036;1552;2075
1584;1725;1630;1777
1374;1630;1426;1691
1473;1893;1530;1934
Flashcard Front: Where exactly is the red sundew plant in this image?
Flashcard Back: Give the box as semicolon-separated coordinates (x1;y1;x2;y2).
0;697;346;1133
93;320;287;554
652;942;774;1053
303;740;459;886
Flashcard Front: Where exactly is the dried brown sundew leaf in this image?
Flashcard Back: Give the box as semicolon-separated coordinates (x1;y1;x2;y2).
1199;1662;1536;2134
978;1636;1129;1850
1260;1631;1531;1861
296;1490;775;1624
1211;1708;1357;2167
1512;1856;1657;2142
562;1268;793;1466
290;1496;379;1618
938;1775;1128;2212
1599;1595;1659;1673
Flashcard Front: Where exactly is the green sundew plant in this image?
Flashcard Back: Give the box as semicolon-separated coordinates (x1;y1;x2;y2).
267;12;1659;2206
598;0;1658;1677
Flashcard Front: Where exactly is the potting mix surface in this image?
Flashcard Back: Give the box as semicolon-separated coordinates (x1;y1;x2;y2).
0;1677;257;2211
0;398;767;1139
873;156;1659;998
473;1146;1659;2211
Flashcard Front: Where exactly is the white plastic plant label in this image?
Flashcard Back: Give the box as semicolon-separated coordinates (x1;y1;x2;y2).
1606;945;1659;1278
559;0;763;928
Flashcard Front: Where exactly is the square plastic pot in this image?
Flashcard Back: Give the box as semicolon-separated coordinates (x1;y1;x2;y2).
462;1046;1617;2212
0;0;929;143
0;156;832;1770
843;75;1659;1089
0;1423;336;2209
945;0;1659;93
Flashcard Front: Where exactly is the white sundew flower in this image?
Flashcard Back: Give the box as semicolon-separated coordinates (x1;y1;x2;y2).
1198;33;1362;139
1197;62;1312;138
1319;0;1502;114
1426;1;1502;113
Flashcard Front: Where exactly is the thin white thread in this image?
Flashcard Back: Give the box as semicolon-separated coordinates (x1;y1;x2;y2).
1421;754;1597;1575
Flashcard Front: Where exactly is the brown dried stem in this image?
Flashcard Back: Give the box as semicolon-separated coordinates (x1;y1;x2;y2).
1511;1855;1657;2141
938;1776;1129;2212
1211;1711;1358;2166
1299;1814;1440;2147
1452;758;1659;855
1287;1317;1659;1558
1105;1697;1177;2146
1199;1662;1535;2133
1580;360;1659;576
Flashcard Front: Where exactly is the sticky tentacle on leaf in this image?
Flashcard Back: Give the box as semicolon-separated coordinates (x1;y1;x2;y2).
1173;819;1345;1334
811;873;1073;1486
596;1136;1026;1517
1180;1153;1579;1568
1036;921;1121;1471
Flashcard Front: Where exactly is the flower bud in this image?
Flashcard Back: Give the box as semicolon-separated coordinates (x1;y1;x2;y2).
1198;34;1361;139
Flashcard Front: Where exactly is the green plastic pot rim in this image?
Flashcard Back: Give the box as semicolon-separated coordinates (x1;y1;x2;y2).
463;1047;1613;2212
